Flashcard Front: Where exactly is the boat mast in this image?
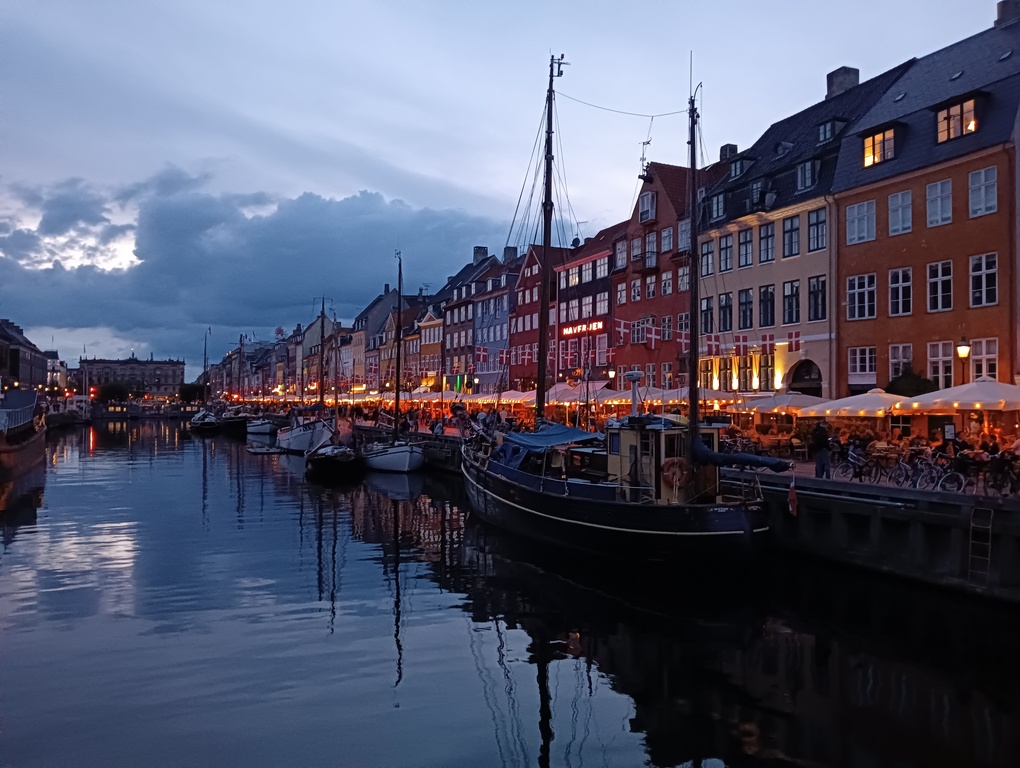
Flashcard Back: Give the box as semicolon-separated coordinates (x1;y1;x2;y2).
202;331;209;405
394;250;403;441
318;298;326;410
686;88;702;484
534;54;566;422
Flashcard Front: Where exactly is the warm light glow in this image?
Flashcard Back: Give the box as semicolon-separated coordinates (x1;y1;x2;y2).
773;370;783;390
956;339;971;360
712;375;720;389
731;372;739;389
608;369;616;379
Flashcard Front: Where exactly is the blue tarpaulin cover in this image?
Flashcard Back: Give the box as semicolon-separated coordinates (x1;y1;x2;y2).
502;423;602;451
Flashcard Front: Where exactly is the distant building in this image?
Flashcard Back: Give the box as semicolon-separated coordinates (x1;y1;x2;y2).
44;350;68;390
0;319;47;390
79;353;186;398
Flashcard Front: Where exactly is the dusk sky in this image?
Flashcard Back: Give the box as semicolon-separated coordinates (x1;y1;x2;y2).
0;1;996;379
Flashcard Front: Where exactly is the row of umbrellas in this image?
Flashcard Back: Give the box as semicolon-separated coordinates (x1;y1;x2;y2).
727;378;1020;418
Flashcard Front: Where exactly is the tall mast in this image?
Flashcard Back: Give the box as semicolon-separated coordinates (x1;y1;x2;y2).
202;330;209;404
318;297;326;409
394;250;403;440
534;54;566;421
686;89;702;483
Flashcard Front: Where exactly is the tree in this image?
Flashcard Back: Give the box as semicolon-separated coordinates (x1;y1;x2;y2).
179;383;205;403
885;365;938;397
96;382;130;403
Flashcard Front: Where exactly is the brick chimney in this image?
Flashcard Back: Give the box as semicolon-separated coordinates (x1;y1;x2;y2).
826;66;860;99
502;246;518;263
996;0;1020;27
719;143;738;161
384;283;390;294
472;246;488;265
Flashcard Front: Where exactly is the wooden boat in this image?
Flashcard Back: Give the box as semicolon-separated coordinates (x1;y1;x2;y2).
190;410;220;433
246;418;278;435
305;443;364;481
0;391;46;482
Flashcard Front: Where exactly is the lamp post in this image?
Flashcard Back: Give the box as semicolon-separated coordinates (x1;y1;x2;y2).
956;337;971;386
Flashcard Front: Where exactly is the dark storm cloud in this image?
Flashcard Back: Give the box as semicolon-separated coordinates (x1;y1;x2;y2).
0;169;508;369
36;178;110;236
115;166;213;205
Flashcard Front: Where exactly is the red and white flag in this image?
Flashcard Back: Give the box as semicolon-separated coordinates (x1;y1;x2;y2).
788;475;798;517
605;347;615;362
498;348;509;365
706;334;721;356
475;346;489;363
615;318;630;345
787;331;801;352
452;362;459;374
734;334;749;356
521;347;532;363
645;323;661;349
677;330;690;353
467;363;476;374
761;333;775;354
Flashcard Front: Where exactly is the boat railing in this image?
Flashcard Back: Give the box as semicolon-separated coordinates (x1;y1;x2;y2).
0;402;36;433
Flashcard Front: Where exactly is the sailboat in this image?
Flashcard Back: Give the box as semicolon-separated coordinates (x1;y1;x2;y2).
361;251;425;473
460;59;789;562
277;299;335;454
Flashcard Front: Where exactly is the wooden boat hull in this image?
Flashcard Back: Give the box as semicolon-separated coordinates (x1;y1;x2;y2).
246;419;277;435
362;443;425;473
0;426;46;483
461;450;769;563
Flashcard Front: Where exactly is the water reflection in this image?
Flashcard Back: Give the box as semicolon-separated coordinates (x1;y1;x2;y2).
0;427;1016;767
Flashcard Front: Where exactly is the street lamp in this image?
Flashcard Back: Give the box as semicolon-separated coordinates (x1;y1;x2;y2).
956;336;971;385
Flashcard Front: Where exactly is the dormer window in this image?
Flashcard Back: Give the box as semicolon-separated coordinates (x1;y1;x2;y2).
638;191;657;223
864;129;895;167
937;99;976;143
730;159;746;179
750;180;763;205
710;194;725;220
818;121;834;143
796;161;817;190
775;141;794;157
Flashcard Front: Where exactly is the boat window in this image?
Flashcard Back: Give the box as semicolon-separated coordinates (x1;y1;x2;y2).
640;432;655;457
608;433;620;454
664;433;681;457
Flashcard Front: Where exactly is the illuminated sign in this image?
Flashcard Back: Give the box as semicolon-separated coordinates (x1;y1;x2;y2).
561;320;604;337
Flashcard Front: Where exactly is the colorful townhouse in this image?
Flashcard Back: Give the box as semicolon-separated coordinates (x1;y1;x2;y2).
833;4;1020;398
698;64;909;400
508;244;569;391
472;249;522;394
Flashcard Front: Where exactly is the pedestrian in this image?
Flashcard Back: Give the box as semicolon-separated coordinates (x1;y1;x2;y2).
812;420;831;479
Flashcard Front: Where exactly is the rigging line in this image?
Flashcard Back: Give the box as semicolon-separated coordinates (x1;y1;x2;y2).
494;618;531;765
506;105;547;249
558;90;686;118
465;617;512;767
552;105;582;241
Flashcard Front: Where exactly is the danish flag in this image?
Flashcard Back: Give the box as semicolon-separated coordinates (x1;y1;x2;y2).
467;364;476;374
787;331;801;352
734;334;749;356
368;360;379;375
475;346;488;363
646;323;661;350
452;362;459;374
548;349;556;365
761;333;775;354
605;347;616;362
705;334;721;356
678;330;691;353
521;346;532;363
615;318;630;345
498;348;509;365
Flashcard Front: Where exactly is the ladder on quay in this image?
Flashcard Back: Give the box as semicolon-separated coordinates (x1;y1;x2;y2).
968;507;994;584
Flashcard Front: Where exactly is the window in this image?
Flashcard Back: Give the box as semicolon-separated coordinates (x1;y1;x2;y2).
645;363;657;388
710;194;725;220
719;235;733;271
645;232;657;263
616;282;627;306
889;268;912;316
596;291;609;315
568;267;580;286
677;220;691;252
971;337;998;380
700;297;714;334
700;241;714;276
759;354;775;392
970;167;997;217
864;129;894;167
818;121;834;142
558;271;567;291
645;274;656;300
927;180;952;226
660;226;673;252
750;179;763;206
582;262;593;283
677;312;689;333
759;284;775;328
630;317;649;345
848;347;877;374
730;159;745;179
738;229;753;267
631;237;642;262
631;279;641;303
888;191;912;235
719;358;733;392
970;253;997;307
737;355;753;392
846;274;877;320
661;270;672;296
806;209;826;252
595;257;609;279
661;314;673;341
796;161;816;190
889;344;913;379
677;264;689;292
783;216;800;257
699;359;714;390
759;223;775;263
738;289;753;330
847;200;876;244
568;298;579;321
782;280;800;324
808;275;826;321
927;260;952;312
719;293;733;332
581;295;593;318
928;340;954;388
937;99;976;143
614;241;627;270
639;190;657;222
661;361;674;389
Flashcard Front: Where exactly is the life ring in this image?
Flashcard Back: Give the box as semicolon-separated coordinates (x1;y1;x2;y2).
662;457;689;488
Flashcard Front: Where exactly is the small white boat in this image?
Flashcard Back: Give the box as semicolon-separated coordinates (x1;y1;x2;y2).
246;418;278;435
361;441;425;473
276;419;333;454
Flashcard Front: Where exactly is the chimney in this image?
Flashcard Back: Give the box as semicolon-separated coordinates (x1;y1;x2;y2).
719;143;738;161
502;245;518;263
997;0;1020;27
418;287;423;298
826;66;860;99
384;283;390;294
472;246;488;265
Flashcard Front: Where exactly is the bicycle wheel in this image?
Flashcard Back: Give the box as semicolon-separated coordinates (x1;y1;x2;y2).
915;466;940;490
888;463;910;487
938;472;965;493
833;462;854;481
865;461;883;484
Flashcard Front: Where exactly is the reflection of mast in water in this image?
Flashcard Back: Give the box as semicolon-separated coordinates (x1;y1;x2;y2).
390;498;404;688
200;438;209;530
314;489;350;634
528;628;555;768
234;441;245;528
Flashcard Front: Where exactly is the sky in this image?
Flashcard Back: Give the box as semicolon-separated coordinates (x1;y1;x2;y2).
0;0;997;380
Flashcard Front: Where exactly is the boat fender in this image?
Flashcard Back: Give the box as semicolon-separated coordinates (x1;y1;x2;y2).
661;457;689;488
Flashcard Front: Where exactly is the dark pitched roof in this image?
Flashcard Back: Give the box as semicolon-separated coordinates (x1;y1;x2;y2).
833;23;1020;192
0;320;41;352
706;62;913;224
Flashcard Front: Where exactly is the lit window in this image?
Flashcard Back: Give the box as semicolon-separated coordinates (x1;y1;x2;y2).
863;129;895;167
937;99;977;143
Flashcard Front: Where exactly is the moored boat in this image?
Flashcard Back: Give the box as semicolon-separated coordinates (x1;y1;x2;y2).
0;391;46;482
362;440;425;473
277;418;333;454
305;443;364;481
190;410;220;433
246;417;278;435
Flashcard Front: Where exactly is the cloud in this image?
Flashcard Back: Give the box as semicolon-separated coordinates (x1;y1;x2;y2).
1;168;509;379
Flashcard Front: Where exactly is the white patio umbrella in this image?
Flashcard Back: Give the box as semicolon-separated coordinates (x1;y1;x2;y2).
661;386;734;404
596;385;665;405
799;388;904;418
899;377;1020;412
725;392;827;414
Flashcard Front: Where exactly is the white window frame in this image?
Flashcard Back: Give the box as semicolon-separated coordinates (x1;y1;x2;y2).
631;279;641;303
889;267;912;317
595;257;609;279
969;167;997;217
581;261;593;283
971;337;998;381
846;273;877;321
927;260;953;312
888;190;912;235
596;291;609;315
645;274;656;300
928;340;954;389
889;343;913;379
660;226;673;252
926;179;952;227
616;282;627;306
846;200;876;244
661;270;673;296
848;346;877;375
970;253;997;307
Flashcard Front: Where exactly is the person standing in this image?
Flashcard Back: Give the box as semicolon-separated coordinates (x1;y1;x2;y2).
812;420;832;479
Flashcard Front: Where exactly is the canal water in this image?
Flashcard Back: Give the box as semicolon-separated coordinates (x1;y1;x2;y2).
1;422;1019;767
